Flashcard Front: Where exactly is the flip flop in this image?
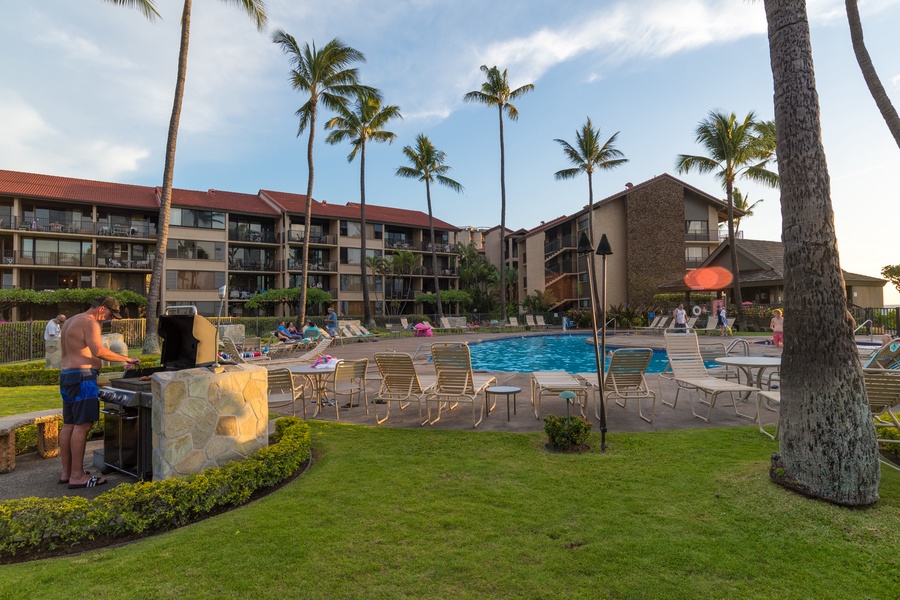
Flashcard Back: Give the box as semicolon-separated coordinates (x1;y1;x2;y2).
58;471;90;484
67;475;107;489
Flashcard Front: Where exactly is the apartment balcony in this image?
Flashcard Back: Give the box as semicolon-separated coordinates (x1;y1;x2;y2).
386;240;457;253
686;231;719;242
228;260;279;271
544;234;578;260
420;267;458;277
96;256;153;269
283;232;338;245
285;260;338;272
718;230;743;240
228;230;277;244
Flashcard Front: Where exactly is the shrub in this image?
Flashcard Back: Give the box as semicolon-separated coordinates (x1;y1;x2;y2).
0;417;311;561
0;356;160;387
877;424;900;458
543;414;592;450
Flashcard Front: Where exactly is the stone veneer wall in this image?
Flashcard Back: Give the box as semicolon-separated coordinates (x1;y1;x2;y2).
151;364;268;480
624;178;688;306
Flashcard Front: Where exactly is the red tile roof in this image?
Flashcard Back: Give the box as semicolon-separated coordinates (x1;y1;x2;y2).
171;188;280;216
0;169;158;209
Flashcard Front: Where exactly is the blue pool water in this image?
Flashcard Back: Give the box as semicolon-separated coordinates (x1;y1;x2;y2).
469;334;672;373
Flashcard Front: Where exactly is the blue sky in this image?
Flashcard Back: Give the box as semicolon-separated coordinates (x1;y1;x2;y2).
1;0;898;304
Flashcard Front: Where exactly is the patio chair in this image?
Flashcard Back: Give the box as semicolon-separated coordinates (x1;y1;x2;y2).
595;347;656;423
535;315;550;330
685;316;698;331
864;338;900;370
755;389;781;439
348;324;376;341
222;337;269;363
266;367;309;419
324;358;369;418
696;316;719;335
531;371;588;420
525;314;537;329
663;332;759;422
426;343;497;427
265;338;333;366
400;317;411;331
373;352;436;425
864;369;900;470
508;316;523;331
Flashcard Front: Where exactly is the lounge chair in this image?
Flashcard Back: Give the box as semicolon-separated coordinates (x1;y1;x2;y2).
697;317;719;335
663;332;759;422
864;369;900;470
864;338;900;370
324;358;369;418
439;317;463;334
530;371;588;420
525;314;537;329
535;315;550;330
222;337;269;363
266;367;309;419
508;316;523;331
400;317;411;332
265;337;333;366
578;348;657;423
347;324;376;341
372;352;435;425
426;343;497;427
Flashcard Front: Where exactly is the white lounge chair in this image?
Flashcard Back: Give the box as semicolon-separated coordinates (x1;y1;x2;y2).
579;347;657;423
426;343;497;427
663;332;759;422
531;370;588;420
372;352;435;425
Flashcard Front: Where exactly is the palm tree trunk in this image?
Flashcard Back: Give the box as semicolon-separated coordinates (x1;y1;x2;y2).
587;173;601;328
359;141;373;327
845;0;900;149
300;103;317;327
143;0;192;354
426;180;443;320
765;0;879;506
498;105;507;322
725;183;746;330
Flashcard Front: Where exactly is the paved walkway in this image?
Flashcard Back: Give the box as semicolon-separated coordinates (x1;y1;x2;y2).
2;329;785;501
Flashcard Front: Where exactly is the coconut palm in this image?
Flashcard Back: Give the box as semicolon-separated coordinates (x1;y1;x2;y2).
272;33;373;328
396;135;463;321
732;188;763;234
554;118;628;312
845;0;900;148
764;0;879;505
325;93;401;328
101;0;160;19
463;66;534;322
676;111;778;331
143;0;267;353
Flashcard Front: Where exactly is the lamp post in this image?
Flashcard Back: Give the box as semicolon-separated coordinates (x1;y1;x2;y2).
577;231;612;452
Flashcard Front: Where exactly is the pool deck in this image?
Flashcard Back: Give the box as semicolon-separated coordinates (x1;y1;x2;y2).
3;329;796;501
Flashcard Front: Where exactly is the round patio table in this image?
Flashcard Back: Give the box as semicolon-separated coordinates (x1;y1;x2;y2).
485;386;522;421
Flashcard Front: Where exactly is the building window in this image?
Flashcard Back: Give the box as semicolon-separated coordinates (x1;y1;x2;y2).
167;239;224;260
577;214;589;232
685;246;708;268
170;208;225;229
685;220;709;241
340;248;383;265
166;270;226;290
340;220;362;238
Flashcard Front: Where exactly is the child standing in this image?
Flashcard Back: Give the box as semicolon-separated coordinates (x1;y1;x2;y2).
770;309;784;348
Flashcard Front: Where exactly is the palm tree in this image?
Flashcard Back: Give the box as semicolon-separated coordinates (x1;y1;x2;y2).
272;33;373;328
676;111;778;331
764;0;879;506
463;66;534;322
554;118;628;313
143;0;266;353
101;0;160;19
396;134;463;321
325;93;401;328
845;0;900;148
732;188;764;234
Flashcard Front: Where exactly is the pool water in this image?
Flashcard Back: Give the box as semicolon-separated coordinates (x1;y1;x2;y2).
469;334;673;373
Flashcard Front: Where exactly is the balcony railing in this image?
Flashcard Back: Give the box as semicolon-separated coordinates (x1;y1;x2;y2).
385;240;457;253
283;232;337;245
285;260;337;272
228;260;279;271
544;234;578;258
96;256;153;270
421;267;458;276
685;231;719;242
228;230;277;244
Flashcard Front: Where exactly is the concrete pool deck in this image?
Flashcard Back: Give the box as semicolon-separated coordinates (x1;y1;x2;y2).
4;329;791;501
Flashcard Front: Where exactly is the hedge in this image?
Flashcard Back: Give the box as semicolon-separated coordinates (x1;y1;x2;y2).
0;417;311;562
0;356;161;387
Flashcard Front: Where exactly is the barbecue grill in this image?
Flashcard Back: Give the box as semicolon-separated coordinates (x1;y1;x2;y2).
96;306;218;480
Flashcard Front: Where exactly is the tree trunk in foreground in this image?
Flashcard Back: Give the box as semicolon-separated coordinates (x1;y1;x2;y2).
765;0;879;506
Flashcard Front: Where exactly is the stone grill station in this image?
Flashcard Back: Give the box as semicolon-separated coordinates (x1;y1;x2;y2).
97;309;269;481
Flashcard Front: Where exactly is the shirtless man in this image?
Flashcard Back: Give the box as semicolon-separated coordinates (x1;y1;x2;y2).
59;296;139;488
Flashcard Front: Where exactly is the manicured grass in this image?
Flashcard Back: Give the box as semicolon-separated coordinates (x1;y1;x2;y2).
0;385;58;416
1;422;898;599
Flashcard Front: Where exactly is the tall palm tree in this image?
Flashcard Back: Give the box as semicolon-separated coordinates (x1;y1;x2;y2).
676;111;778;331
396;134;463;321
554;118;628;314
463;66;534;322
143;0;267;353
325;93;401;328
764;0;879;506
101;0;160;19
845;0;900;148
731;188;763;235
272;33;372;327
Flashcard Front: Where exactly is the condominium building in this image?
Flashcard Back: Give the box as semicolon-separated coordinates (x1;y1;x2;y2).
0;170;461;320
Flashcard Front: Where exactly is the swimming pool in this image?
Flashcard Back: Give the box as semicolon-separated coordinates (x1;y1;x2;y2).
469;334;672;373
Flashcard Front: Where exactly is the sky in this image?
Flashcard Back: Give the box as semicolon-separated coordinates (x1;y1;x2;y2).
1;0;898;305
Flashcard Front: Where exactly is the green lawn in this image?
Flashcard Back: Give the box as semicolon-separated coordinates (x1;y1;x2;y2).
1;421;898;599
